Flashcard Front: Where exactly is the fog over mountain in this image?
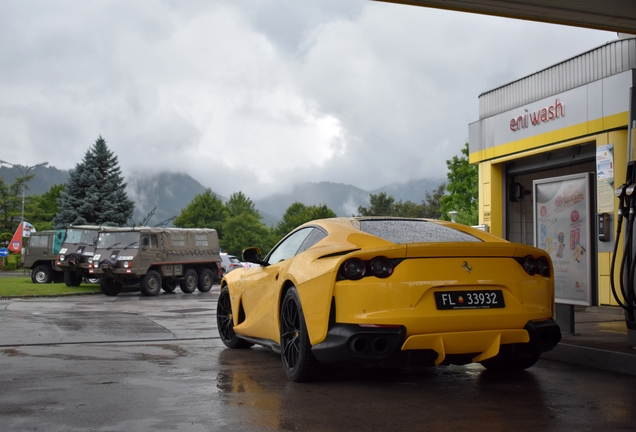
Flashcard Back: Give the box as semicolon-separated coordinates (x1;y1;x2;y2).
0;165;444;226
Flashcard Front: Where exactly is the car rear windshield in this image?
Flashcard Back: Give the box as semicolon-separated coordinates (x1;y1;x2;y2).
358;219;482;244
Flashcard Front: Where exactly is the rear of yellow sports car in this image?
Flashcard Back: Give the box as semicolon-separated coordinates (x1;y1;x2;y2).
309;219;560;371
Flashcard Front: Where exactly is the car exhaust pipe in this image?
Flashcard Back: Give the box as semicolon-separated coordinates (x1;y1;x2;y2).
525;320;562;352
349;335;392;356
373;337;390;355
350;336;369;354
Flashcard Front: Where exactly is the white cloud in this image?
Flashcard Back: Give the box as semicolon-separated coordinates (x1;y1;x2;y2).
0;0;615;199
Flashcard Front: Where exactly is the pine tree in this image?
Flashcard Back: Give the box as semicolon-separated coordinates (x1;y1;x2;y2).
53;136;134;228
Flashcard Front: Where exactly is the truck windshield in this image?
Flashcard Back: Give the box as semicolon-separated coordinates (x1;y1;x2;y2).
97;232;140;250
64;229;98;246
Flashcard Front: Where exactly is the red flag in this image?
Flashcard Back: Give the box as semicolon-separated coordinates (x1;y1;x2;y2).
8;223;23;253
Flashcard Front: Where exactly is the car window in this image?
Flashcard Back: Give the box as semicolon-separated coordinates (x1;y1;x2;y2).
229;256;240;264
267;228;313;264
296;228;327;254
358;219;482;243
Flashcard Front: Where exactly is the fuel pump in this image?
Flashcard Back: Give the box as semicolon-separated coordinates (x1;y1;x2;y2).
611;181;636;320
610;88;636;345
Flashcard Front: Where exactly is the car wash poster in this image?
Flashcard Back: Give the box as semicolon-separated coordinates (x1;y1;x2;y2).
534;173;592;306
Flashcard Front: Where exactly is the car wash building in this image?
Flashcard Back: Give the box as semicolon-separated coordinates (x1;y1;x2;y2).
469;35;636;309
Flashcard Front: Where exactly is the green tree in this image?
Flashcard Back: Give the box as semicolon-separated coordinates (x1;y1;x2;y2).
0;174;35;237
53;136;134;228
422;183;446;219
440;143;478;225
357;192;395;216
173;188;228;237
222;213;275;257
0;176;27;237
275;202;337;238
358;192;431;218
392;200;425;218
226;191;260;219
27;184;65;231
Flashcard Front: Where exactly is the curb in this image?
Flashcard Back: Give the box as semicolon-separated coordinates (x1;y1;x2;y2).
542;343;636;376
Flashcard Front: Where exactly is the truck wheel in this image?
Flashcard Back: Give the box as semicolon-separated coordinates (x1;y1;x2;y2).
32;266;53;284
141;270;162;296
64;269;83;287
100;278;123;296
162;278;178;293
180;269;198;294
197;268;214;292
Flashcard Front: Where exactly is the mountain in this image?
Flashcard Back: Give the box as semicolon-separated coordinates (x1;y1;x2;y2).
371;178;446;203
0;165;213;227
0;165;69;195
1;165;446;226
126;172;212;226
255;182;371;224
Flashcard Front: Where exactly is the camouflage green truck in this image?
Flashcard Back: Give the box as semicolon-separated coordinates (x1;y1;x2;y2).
89;227;222;296
23;230;66;284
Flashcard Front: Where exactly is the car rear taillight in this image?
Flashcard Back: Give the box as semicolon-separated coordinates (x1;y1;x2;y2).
518;255;550;277
523;255;537;275
537;257;550;277
369;257;393;278
342;258;366;280
340;257;397;280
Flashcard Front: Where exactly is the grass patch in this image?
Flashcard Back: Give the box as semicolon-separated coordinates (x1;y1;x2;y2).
0;277;101;298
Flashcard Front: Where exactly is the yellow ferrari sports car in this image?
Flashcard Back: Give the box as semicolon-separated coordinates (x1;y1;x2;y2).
216;217;561;382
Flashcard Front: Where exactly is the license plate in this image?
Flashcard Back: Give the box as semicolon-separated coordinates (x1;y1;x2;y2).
435;290;505;310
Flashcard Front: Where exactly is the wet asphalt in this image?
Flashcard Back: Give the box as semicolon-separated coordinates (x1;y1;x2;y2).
2;289;636;431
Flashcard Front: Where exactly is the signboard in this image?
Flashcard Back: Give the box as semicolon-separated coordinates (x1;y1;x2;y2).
0;247;8;258
596;144;615;213
534;173;592;306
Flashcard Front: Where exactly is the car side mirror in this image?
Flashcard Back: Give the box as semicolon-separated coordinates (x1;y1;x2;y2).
243;247;266;266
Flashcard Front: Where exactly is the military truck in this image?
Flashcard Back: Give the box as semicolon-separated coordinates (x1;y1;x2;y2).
55;225;110;287
89;227;221;296
23;230;66;284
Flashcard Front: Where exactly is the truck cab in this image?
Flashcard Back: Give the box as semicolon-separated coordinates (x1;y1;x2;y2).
23;230;66;284
55;226;103;286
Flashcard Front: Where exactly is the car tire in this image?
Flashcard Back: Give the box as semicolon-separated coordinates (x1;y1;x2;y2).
197;268;214;292
83;277;100;284
179;268;197;294
280;286;320;382
162;278;178;293
480;352;540;371
32;266;53;284
217;286;253;349
100;278;123;296
63;269;82;287
140;270;162;296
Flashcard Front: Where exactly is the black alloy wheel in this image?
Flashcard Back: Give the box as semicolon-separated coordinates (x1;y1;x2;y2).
216;286;253;349
140;270;162;296
197;268;214;292
31;266;52;284
179;268;198;293
280;286;319;382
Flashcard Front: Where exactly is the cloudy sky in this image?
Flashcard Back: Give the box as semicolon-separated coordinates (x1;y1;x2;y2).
0;0;616;199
